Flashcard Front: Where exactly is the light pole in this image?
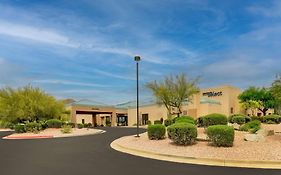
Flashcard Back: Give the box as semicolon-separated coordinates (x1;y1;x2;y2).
134;55;141;137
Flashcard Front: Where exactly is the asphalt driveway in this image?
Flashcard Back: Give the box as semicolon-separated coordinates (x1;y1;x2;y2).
0;127;280;175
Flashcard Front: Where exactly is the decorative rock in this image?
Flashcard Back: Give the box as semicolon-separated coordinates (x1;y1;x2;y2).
233;123;240;130
256;129;268;137
244;134;265;142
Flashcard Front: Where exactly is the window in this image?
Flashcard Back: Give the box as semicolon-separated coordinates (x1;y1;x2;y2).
82;119;85;124
230;107;234;114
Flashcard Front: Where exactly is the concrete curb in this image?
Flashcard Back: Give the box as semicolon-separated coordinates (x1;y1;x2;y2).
110;139;281;169
2;130;106;140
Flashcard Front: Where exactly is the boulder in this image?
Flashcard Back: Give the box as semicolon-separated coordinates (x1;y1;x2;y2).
233;123;240;130
244;134;265;142
256;129;275;136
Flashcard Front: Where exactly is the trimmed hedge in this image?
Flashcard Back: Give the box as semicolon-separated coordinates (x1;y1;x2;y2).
240;120;261;133
164;118;173;127
229;114;251;124
201;113;228;127
77;123;84;129
231;116;246;125
25;122;42;133
46;119;63;128
174;116;195;124
154;120;162;125
167;123;197;145
14;123;26;133
207;125;234;147
147;124;166;140
263;115;280;124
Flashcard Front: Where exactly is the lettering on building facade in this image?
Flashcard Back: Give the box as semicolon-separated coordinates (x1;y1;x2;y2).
202;91;223;97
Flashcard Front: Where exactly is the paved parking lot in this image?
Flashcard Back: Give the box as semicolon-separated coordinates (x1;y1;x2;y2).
0;127;279;175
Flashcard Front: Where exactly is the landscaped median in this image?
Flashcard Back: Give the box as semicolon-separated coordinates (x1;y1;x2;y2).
2;128;105;140
111;115;281;169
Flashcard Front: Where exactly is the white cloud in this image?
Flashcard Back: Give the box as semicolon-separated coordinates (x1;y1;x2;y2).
33;79;108;87
248;0;281;17
92;68;135;80
0;20;79;47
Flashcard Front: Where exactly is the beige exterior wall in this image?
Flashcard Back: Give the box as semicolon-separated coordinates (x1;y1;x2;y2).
76;114;93;124
125;85;242;126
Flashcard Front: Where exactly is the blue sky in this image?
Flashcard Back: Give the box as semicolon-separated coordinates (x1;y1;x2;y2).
0;0;280;104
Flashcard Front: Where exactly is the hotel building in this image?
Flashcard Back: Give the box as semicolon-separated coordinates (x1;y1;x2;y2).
66;85;273;126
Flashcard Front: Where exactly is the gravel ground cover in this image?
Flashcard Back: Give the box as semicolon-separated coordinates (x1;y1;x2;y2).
114;124;281;161
2;128;104;139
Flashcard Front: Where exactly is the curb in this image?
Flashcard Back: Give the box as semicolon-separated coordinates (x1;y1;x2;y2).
110;139;281;169
3;135;54;139
2;130;106;140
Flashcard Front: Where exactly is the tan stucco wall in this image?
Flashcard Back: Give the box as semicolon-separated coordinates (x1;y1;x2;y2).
76;114;92;124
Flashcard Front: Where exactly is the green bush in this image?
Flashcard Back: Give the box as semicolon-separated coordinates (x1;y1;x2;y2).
207;125;234;147
147;124;166;140
154;120;162;125
201;113;227;127
61;125;72;134
147;120;152;125
263;115;280;124
266;120;276;124
84;123;92;128
46;119;63;128
77;123;84;129
167;123;197;145
231;116;246;125
174;116;195;124
14;123;26;133
164;118;173;127
229;114;251;124
25;122;42;133
240;120;261;133
66;122;75;128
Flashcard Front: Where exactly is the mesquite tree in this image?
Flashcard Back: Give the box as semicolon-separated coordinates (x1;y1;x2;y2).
146;74;199;117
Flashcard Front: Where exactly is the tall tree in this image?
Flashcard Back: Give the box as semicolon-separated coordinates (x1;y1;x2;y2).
146;74;199;117
238;87;275;116
0;85;65;123
271;74;281;115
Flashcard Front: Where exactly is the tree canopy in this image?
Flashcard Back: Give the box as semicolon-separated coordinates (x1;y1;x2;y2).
271;74;281;115
238;87;275;116
0;85;65;124
146;74;199;117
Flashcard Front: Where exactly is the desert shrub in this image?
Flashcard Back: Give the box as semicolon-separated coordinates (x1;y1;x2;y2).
46;119;63;128
175;116;195;124
239;120;261;133
25;122;42;133
14;123;26;133
61;125;72;134
167;123;197;145
229;114;251;124
201;113;227;127
231;116;246;125
66;122;75;128
147;124;166;140
263;115;280;124
266;120;276;124
154;120;162;125
207;125;234;147
164;118;173;127
77;123;84;129
84;123;92;128
250;116;263;122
